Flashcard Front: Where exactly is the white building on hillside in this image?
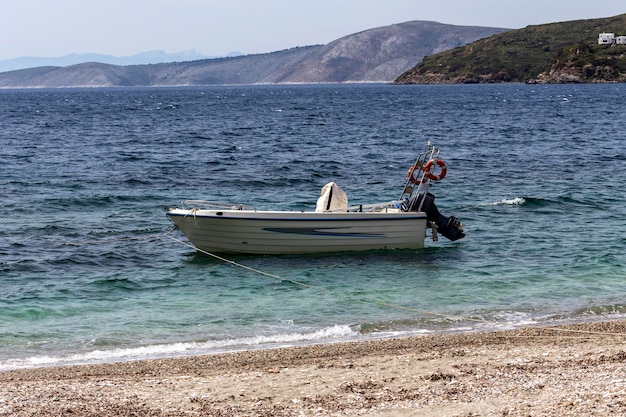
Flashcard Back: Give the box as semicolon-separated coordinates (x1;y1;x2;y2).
616;36;626;45
599;33;615;44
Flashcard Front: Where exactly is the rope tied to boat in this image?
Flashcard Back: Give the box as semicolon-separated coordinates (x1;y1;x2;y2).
68;227;626;339
65;227;178;246
163;233;321;289
162;232;626;339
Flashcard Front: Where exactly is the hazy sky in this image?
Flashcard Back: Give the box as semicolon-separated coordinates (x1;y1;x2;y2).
2;0;624;60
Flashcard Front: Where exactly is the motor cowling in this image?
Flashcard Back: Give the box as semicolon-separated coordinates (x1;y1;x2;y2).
403;193;465;241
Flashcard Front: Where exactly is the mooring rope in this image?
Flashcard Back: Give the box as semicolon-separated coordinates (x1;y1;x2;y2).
372;301;626;338
162;233;320;289
161;232;626;338
65;227;178;246
372;300;488;323
68;227;626;339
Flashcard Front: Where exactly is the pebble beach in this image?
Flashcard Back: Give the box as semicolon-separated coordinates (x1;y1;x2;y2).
1;320;625;416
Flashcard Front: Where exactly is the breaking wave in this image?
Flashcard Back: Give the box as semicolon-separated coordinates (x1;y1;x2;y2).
487;197;526;206
0;324;358;371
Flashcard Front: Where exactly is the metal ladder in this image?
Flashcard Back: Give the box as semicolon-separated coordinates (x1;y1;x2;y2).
398;142;441;208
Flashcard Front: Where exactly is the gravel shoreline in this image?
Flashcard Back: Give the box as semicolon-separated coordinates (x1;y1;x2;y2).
1;320;625;416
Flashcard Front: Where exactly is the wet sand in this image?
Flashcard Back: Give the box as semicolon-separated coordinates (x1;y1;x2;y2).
1;320;625;416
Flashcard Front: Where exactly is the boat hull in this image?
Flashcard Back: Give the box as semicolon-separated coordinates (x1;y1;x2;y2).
166;209;428;254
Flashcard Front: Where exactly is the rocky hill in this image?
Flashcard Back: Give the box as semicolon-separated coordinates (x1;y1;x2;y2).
532;43;626;83
0;21;507;88
394;14;626;84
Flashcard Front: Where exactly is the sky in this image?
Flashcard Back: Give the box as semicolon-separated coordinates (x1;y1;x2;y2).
2;0;624;60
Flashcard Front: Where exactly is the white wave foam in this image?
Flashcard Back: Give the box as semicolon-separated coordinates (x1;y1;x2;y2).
0;324;358;371
492;311;537;326
488;197;525;206
464;197;526;210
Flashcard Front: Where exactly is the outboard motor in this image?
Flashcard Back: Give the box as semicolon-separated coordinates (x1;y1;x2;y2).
404;193;465;241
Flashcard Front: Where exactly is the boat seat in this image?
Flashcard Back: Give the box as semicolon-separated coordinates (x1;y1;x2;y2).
315;182;349;212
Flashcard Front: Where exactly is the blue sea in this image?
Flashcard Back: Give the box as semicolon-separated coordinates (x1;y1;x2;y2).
1;84;625;370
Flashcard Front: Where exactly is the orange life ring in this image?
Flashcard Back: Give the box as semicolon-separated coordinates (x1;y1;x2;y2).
424;159;447;181
407;165;422;184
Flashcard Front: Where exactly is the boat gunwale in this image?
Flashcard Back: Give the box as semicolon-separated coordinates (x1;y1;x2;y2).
165;209;428;222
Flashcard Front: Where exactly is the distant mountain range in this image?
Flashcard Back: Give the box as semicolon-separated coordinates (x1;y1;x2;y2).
0;21;508;88
0;50;243;73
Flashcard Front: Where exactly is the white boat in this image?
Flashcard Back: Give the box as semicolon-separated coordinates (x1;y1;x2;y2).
165;144;464;255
